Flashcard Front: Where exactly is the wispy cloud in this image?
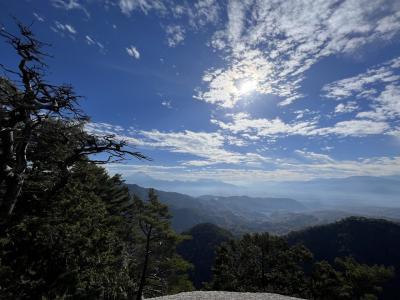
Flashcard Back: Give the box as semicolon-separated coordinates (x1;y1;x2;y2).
85;122;269;167
126;45;140;59
194;49;275;108
161;100;172;108
136;129;268;166
51;0;90;17
211;112;317;137
85;35;105;52
86;120;400;183
212;112;390;138
165;25;185;47
51;21;77;36
106;154;400;184
33;12;45;22
313;120;389;137
118;0;166;15
196;0;400;108
334;102;359;114
323;57;400;100
323;56;400;122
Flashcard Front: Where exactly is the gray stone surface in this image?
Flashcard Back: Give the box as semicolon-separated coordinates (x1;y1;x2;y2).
149;291;304;300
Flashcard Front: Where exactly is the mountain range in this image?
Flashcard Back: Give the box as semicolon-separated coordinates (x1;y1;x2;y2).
127;183;400;234
126;173;400;207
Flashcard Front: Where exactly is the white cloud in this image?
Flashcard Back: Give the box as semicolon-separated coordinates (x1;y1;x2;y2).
171;0;220;29
334;101;359;114
51;0;89;17
161;100;172;108
294;150;335;163
126;45;140;59
211;112;318;137
323;56;400;122
86;35;105;51
106;155;400;184
87;122;400;182
165;25;185;47
195;49;277;108
33;12;44;22
137;129;268;166
313;120;389;137
86;122;269;167
323;57;400;100
85;35;95;45
85;122;126;135
118;0;166;15
197;0;400;108
212;112;389;138
190;0;220;27
53;21;77;35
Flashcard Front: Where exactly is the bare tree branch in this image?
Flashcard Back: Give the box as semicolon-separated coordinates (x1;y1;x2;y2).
0;22;148;218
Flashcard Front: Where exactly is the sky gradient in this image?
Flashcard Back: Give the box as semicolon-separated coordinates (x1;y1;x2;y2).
1;0;400;188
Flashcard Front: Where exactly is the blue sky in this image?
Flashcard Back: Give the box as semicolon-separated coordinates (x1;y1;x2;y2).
1;0;400;187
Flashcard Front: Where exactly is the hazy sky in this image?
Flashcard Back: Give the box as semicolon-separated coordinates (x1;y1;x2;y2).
1;0;400;186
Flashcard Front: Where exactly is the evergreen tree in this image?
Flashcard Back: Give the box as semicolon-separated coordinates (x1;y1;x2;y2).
177;223;233;289
310;260;343;300
133;189;192;299
211;233;394;300
308;257;394;300
0;163;135;298
211;233;312;297
334;257;394;300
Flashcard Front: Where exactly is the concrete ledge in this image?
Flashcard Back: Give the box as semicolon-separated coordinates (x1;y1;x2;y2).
149;291;305;299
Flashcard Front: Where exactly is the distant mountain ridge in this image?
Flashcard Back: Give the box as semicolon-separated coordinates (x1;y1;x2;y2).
127;184;306;232
198;195;305;212
125;173;400;207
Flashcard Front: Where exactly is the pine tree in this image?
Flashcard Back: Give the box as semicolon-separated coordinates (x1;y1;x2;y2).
133;189;192;299
0;162;135;298
211;233;312;297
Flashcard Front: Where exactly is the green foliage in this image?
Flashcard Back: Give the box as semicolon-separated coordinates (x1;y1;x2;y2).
177;223;233;289
0;163;134;299
133;190;193;299
210;230;394;300
0;160;192;299
310;257;394;300
287;217;400;299
310;260;343;300
210;233;312;297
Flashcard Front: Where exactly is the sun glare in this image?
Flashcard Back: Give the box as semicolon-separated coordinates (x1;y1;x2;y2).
238;80;258;95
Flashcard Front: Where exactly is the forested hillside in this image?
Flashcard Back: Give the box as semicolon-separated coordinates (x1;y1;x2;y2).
287;217;400;299
206;217;398;299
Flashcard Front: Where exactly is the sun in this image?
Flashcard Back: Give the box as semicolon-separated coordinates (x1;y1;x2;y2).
237;79;258;95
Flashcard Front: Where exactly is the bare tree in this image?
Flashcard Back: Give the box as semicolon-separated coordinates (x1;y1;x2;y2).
0;23;147;218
